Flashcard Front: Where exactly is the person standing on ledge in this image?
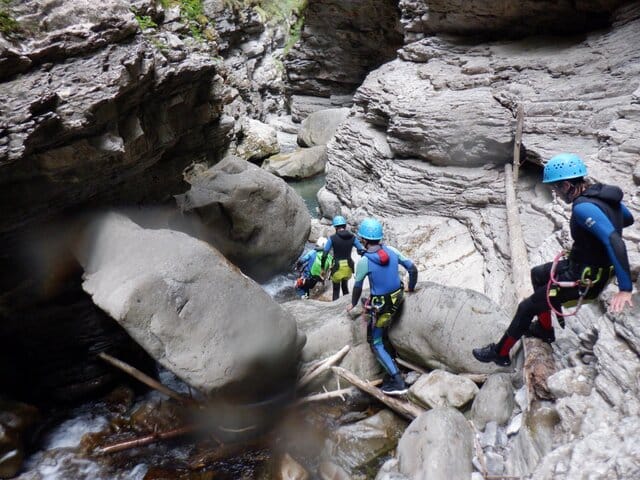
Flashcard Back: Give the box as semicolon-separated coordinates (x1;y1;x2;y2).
473;153;635;367
321;215;365;301
347;218;418;395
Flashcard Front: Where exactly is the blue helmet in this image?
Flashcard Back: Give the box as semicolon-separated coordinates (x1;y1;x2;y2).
543;153;587;184
357;218;383;241
332;215;347;227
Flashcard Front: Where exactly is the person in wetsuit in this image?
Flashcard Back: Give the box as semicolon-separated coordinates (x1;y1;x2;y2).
295;237;332;299
473;153;635;367
321;215;365;301
347;218;418;395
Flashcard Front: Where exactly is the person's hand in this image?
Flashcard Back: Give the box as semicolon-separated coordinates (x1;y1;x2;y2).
346;304;355;313
610;291;633;313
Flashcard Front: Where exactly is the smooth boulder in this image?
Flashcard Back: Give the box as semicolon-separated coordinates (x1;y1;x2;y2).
76;212;304;397
397;408;474;480
298;108;350;147
262;145;327;179
175;156;311;282
390;282;511;374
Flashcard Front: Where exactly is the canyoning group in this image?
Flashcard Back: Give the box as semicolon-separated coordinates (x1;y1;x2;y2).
295;153;635;396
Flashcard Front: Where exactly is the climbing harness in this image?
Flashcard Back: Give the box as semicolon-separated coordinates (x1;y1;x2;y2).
546;251;610;318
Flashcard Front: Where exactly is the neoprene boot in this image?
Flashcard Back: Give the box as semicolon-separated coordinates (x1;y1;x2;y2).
472;334;515;366
381;373;408;396
525;321;555;343
524;311;555;343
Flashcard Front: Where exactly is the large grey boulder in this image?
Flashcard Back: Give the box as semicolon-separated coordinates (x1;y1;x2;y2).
175;156;311;282
322;410;408;473
235;118;279;162
262;146;327;180
397;408;474;480
470;373;515;429
409;370;479;409
75;212;304;396
298;108;350;147
389;282;511;374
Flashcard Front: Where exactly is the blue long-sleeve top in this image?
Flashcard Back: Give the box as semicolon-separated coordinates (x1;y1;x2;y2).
572;201;634;291
353;245;417;297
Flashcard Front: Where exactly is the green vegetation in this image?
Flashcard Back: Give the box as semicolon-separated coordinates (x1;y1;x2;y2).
283;9;304;54
134;14;158;31
0;0;20;38
161;0;209;40
223;0;307;54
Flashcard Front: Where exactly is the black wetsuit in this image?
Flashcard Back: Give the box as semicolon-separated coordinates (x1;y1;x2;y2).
503;184;634;349
322;230;364;300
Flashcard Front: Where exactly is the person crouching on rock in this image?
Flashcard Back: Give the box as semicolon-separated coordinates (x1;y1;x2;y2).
473;153;635;367
295;237;333;299
347;218;418;395
321;215;365;301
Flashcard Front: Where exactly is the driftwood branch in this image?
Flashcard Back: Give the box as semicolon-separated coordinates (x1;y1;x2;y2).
297;379;383;404
468;420;488;478
298;345;350;389
512;104;524;182
93;425;197;455
331;367;425;420
396;357;427;374
98;352;194;405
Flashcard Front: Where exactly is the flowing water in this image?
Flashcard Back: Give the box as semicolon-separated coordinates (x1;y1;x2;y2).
15;173;328;479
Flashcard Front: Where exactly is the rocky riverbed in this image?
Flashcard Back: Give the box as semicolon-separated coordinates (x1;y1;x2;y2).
1;0;639;479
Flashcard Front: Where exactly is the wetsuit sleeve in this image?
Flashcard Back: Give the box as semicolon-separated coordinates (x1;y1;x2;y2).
387;246;419;291
353;237;365;255
351;257;369;307
321;238;333;269
573;202;633;291
622;203;634;227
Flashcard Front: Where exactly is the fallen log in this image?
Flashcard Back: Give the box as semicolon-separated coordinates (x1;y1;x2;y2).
98;352;195;405
505;163;557;404
93;425;198;455
331;367;425;420
297;345;350;389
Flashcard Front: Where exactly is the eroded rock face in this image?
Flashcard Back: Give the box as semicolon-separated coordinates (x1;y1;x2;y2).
0;0;138;80
0;0;232;239
398;0;628;41
529;295;640;480
175;156;311;282
284;0;403;97
76;212;304;397
322;3;640;304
